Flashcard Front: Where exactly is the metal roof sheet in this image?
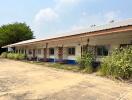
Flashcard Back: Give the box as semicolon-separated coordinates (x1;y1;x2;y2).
2;18;132;48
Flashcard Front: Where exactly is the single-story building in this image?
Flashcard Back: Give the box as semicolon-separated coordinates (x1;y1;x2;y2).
2;19;132;64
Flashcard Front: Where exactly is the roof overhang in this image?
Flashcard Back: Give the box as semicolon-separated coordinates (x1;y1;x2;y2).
2;19;132;48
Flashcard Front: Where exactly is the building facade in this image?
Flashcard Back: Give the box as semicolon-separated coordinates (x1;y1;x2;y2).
3;19;132;64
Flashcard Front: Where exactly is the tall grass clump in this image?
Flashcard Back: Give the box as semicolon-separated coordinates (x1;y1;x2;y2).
100;47;132;80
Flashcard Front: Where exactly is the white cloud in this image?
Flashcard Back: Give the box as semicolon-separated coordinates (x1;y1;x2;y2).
34;8;59;24
33;0;80;37
33;0;122;38
34;0;78;24
33;8;59;38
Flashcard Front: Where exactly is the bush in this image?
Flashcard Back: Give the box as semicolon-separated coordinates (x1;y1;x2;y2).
100;47;132;80
6;53;26;60
1;52;8;58
13;53;20;60
18;54;25;60
7;53;14;59
77;51;94;73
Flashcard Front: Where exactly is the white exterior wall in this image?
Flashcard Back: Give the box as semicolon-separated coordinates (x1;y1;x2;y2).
88;32;132;61
67;45;81;60
94;32;131;52
36;49;44;59
42;42;82;61
14;31;132;62
63;43;81;60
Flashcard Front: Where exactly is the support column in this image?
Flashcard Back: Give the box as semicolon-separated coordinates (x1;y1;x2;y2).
44;43;48;61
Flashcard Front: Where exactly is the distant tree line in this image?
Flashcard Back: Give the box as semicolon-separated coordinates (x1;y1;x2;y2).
0;22;34;54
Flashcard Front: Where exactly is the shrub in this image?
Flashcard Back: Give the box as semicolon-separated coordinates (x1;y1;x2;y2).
6;53;26;60
1;52;8;58
13;53;20;60
100;47;132;80
18;54;25;60
7;53;14;59
77;51;94;73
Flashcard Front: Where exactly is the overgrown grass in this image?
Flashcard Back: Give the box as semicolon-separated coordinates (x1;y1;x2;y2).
48;63;80;72
29;61;81;72
23;51;96;74
27;60;99;74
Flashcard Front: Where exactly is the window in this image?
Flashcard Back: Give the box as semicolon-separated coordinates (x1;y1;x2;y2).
24;50;27;54
21;49;24;54
38;49;41;54
68;47;75;55
96;46;109;56
49;48;54;55
120;44;132;48
28;50;32;54
16;50;18;53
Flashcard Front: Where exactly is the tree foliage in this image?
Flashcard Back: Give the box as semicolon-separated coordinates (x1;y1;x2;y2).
0;22;34;47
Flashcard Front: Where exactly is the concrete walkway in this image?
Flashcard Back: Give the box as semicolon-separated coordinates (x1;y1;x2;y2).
0;59;131;100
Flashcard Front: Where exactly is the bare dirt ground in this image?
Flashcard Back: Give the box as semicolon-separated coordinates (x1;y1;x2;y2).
0;59;131;100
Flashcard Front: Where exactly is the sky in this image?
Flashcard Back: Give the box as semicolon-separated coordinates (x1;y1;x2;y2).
0;0;132;38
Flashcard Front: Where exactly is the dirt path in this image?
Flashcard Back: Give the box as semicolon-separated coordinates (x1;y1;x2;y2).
0;59;131;100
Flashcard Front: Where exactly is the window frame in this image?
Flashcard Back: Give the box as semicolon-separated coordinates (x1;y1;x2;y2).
21;49;24;54
96;45;109;56
49;48;54;55
68;47;76;56
120;44;132;48
37;49;42;55
28;49;32;55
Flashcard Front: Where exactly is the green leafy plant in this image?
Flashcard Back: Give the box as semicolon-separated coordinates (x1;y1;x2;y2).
77;51;94;73
18;53;26;60
6;53;26;60
100;47;132;80
7;53;14;59
13;53;20;60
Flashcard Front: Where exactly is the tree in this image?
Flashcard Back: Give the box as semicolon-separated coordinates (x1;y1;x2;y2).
0;22;34;53
0;22;34;47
